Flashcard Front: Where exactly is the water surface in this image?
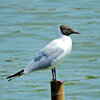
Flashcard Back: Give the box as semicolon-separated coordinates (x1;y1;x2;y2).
0;0;100;100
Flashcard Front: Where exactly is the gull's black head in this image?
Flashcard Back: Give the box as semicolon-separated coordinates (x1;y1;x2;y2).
60;25;80;36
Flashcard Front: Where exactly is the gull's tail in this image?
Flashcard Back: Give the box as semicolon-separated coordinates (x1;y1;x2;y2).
6;69;25;81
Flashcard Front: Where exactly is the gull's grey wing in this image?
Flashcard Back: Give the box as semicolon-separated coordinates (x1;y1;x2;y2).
24;40;65;74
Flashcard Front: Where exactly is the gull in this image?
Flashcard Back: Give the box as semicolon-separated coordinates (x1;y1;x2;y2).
6;25;79;81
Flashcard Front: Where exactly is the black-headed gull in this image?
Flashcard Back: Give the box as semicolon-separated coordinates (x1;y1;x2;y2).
7;25;79;81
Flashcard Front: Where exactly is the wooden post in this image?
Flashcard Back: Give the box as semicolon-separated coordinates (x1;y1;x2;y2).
51;80;65;100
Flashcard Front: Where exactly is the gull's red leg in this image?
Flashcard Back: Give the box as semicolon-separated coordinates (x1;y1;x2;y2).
51;67;56;81
51;68;54;81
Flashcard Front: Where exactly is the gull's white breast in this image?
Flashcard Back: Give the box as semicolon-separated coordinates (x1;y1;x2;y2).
51;35;72;65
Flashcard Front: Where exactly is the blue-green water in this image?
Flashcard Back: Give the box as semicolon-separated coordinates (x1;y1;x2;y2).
0;0;100;100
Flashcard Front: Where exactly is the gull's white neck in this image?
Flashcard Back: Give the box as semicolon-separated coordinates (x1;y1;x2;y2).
57;27;62;37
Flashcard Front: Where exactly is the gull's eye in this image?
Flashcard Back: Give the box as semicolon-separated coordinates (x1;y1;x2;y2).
66;28;70;31
62;28;70;31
